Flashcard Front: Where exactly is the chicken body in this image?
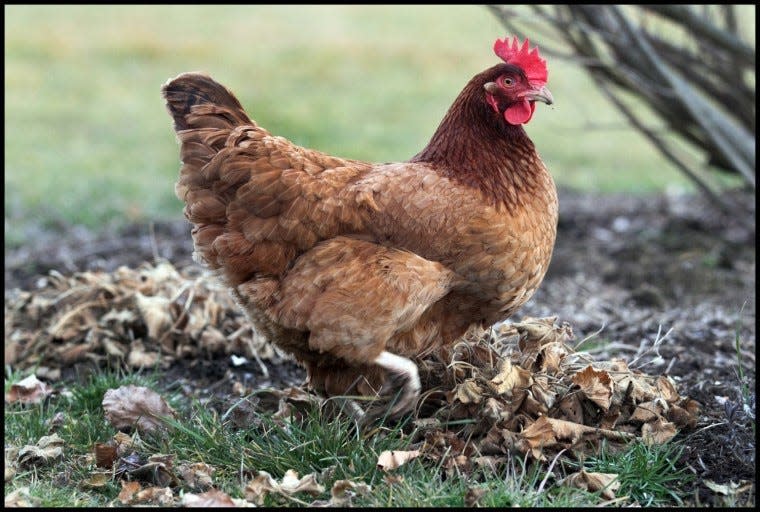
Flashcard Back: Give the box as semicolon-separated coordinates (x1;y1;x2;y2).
164;44;557;419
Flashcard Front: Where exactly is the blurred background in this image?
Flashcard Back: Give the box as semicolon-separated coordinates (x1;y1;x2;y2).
4;5;754;248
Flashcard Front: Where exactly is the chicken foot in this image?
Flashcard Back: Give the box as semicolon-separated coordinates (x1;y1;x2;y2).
361;351;421;425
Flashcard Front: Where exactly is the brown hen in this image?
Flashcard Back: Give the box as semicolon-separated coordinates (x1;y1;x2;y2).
163;36;557;421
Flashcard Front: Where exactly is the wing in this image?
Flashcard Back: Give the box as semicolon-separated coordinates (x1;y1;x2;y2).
267;236;457;364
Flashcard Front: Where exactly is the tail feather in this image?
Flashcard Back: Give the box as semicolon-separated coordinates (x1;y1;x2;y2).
163;73;256;270
162;72;251;132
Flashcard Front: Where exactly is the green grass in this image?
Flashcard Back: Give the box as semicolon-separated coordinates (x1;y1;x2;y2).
5;366;693;507
5;5;703;247
580;441;694;506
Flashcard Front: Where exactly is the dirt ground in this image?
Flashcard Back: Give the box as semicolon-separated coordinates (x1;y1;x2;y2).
4;187;756;505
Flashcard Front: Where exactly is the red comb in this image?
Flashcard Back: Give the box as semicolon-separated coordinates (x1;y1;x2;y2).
493;36;548;86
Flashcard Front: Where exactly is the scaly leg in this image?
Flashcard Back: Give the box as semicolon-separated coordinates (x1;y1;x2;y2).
363;351;421;425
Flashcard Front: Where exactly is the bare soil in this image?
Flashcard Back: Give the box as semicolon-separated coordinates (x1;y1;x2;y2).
4;187;755;506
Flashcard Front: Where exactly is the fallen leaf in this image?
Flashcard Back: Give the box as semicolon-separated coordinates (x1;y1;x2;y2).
703;479;754;497
450;379;484;404
377;450;421;471
611;372;658;404
520;416;633;459
572;366;613;411
81;471;111;489
520;416;558;458
279;469;324;495
17;433;65;467
132;486;174;506
489;358;532;395
5;375;54;405
243;469;324;505
328;479;372;506
641;417;677;445
102;385;176;433
126;340;161;368
539;341;569;374
94;442;117;469
135;292;173;339
562;469;620;500
113;432;135;456
244;471;277;505
129;456;179;487
182;489;237;507
179;462;216;491
655;376;680;403
118;481;142;505
630;399;667;423
530;376;557;410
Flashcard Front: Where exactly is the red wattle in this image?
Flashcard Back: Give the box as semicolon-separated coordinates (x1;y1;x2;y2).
504;100;535;125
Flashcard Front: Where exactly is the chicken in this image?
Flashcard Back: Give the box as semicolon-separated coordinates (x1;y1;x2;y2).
162;36;557;421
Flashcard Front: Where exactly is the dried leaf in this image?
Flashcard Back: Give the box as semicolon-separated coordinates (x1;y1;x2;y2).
102;385;176;433
94;442;117;468
279;469;324;495
520;416;558;458
81;471;111;489
179;462;216;491
328;479;372;506
377;450;421;471
539;341;568;374
703;479;754;496
611;372;658;404
562;470;620;500
17;433;65;467
244;471;278;505
572;366;613;411
450;379;484;404
132;486;174;506
641;417;677;445
630;399;667;423
244;469;324;505
489;358;532;395
556;392;584;424
118;480;142;505
530;376;557;410
655;376;680;403
182;489;236;507
135;292;173;339
126;340;161;368
113;432;135;456
5;375;53;405
128;455;179;487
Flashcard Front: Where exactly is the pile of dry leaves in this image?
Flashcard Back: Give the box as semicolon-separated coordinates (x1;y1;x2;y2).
4;261;278;380
5;262;703;505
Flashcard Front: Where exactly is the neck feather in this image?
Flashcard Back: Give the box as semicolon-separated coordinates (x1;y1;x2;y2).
410;73;545;212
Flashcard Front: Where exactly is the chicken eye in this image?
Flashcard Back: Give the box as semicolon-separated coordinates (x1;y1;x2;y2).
502;77;514;87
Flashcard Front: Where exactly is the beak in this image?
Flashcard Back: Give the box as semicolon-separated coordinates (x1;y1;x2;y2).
483;81;500;95
523;85;554;105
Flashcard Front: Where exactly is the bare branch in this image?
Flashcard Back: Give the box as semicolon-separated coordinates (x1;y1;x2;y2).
487;4;756;211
